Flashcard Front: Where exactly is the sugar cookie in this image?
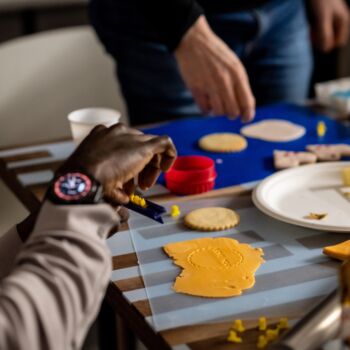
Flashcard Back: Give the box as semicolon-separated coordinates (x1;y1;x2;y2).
184;207;239;231
306;145;341;161
199;133;247;153
273;150;317;169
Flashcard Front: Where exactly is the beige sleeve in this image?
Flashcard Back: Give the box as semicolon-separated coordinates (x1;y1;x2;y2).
0;201;119;350
0;226;23;279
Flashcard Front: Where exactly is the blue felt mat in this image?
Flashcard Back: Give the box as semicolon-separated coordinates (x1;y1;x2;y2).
142;103;350;189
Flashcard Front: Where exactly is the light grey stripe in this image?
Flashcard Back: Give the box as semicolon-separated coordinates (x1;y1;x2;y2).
263;244;293;260
146;277;335;331
210;295;326;323
172;345;190;350
137;224;262;241
138;222;188;239
124;288;148;303
297;232;350;250
142;261;338;314
111;266;140;281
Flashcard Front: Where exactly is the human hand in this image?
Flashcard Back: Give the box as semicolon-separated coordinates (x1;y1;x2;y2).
309;0;350;52
174;15;255;122
59;124;177;204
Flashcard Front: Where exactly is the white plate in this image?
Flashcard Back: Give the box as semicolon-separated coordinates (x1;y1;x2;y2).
253;162;350;232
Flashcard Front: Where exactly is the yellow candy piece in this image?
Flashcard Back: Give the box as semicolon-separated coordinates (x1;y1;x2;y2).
130;194;147;207
258;317;267;331
317;121;326;138
232;319;245;333
342;167;350;186
323;240;350;261
227;330;242;343
257;335;268;349
170;205;181;218
266;328;279;341
306;212;327;220
278;317;289;330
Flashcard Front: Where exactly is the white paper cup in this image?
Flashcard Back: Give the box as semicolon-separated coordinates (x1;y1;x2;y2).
68;108;121;144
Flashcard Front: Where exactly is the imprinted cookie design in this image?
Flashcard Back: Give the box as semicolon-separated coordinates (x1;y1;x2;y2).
163;237;265;297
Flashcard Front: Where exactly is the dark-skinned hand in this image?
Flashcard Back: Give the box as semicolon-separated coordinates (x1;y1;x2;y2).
59;123;177;205
17;124;176;241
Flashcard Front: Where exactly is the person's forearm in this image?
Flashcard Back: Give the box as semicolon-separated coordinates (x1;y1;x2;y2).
0;201;119;350
0;226;23;279
141;0;204;51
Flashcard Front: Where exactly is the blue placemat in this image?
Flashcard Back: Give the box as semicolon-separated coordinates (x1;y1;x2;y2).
142;103;350;189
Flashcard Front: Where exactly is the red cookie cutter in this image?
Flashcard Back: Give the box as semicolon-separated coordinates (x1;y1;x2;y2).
165;155;217;195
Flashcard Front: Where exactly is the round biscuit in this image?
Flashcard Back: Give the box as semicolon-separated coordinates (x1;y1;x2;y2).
184;207;240;231
199;133;247;153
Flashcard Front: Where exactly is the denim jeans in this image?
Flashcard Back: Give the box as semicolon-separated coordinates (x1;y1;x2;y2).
90;0;313;125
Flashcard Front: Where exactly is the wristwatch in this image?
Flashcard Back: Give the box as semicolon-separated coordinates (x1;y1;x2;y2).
47;171;103;205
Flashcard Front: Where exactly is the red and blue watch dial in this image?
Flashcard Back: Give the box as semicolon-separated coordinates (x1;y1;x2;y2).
54;172;92;201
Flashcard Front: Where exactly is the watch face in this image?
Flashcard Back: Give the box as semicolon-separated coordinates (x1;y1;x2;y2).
54;172;92;201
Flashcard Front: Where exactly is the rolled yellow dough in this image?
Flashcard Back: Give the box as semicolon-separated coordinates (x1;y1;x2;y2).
163;237;265;297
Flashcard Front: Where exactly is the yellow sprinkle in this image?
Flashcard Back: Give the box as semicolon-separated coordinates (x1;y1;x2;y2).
306;212;327;220
170;205;181;218
278;318;289;330
232;319;245;333
227;330;242;343
257;335;268;349
266;328;279;341
342;167;350;186
317;121;326;138
130;194;135;201
258;317;267;331
140;198;147;208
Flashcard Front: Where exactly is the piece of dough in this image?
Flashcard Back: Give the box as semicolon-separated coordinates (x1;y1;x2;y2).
199;133;247;152
163;237;265;297
323;240;350;261
241;119;305;142
184;207;240;231
306;145;341;161
273;150;317;170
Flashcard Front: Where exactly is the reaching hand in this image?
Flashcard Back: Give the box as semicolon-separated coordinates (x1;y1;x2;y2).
310;0;350;52
59;124;177;204
174;15;255;122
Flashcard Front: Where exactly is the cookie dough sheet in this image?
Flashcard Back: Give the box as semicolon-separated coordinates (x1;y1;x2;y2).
127;195;336;331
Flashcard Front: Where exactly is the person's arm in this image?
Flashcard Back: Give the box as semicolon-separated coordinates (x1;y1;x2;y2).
309;0;350;52
174;16;256;121
0;201;118;350
0;226;23;279
140;0;203;52
0;124;176;350
138;1;255;120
